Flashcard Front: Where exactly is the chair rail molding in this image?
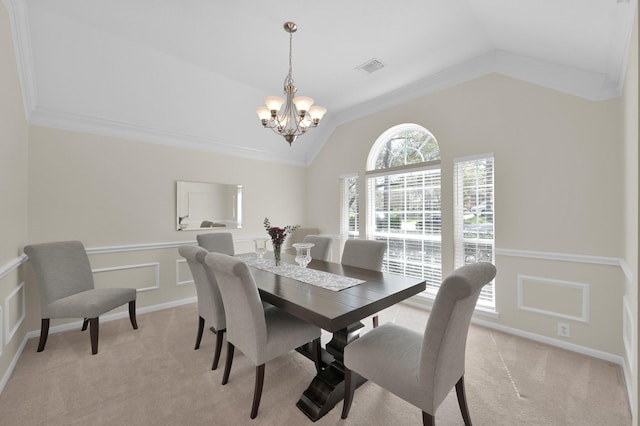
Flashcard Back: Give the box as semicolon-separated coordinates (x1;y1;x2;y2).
495;247;629;280
0;255;27;281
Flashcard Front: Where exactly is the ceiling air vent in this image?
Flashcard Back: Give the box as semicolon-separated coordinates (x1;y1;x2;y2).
356;58;385;74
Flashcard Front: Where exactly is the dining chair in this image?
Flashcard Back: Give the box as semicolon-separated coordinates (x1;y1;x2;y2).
341;262;497;426
203;252;322;419
302;235;333;262
24;240;138;355
178;245;226;370
197;232;235;255
341;239;386;327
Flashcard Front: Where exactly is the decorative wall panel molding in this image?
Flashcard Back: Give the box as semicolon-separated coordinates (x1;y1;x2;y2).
623;295;634;372
176;259;193;286
4;282;25;345
0;305;3;357
517;275;589;323
92;263;160;292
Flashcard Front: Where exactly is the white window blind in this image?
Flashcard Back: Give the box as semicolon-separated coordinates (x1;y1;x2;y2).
454;154;495;308
367;166;442;292
340;175;359;240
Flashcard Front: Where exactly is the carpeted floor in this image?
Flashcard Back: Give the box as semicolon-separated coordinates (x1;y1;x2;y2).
0;303;631;425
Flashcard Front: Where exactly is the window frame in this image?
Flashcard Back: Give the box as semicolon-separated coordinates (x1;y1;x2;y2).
366;123;443;294
453;153;496;310
340;174;360;241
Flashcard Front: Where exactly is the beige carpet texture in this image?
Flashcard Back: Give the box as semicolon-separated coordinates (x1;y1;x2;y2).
0;303;631;425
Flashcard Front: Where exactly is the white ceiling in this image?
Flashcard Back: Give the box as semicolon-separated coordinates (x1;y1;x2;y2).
4;0;637;165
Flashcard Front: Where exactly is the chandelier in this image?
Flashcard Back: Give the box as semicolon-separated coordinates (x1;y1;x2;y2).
256;22;326;146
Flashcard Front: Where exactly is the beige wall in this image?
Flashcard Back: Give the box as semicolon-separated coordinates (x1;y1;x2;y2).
0;2;28;387
24;125;307;330
0;3;27;261
622;5;639;424
308;73;626;356
27;126;306;246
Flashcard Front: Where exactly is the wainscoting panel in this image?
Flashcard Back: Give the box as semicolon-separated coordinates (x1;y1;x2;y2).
623;295;634;372
0;305;3;357
93;263;160;292
3;282;24;346
176;259;193;286
517;275;589;323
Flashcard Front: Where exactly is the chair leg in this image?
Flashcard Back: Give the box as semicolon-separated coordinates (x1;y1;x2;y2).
312;337;322;373
212;329;225;370
250;364;265;419
341;367;355;419
89;317;99;355
195;316;205;350
422;412;435;426
128;300;138;329
372;315;379;328
81;318;89;331
221;342;235;385
37;319;50;352
455;375;472;426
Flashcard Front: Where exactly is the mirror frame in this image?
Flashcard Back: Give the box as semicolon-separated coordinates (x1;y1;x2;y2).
176;181;243;231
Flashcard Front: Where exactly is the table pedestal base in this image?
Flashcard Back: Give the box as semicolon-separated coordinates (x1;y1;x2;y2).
296;322;366;422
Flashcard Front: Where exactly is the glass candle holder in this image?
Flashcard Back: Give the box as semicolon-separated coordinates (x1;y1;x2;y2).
254;238;268;259
292;243;314;268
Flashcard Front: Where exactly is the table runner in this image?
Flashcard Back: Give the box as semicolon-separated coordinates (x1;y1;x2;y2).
238;253;365;291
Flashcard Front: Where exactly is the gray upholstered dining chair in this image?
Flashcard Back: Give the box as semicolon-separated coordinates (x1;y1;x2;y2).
341;262;497;426
178;245;226;370
203;252;322;419
24;240;138;355
303;235;333;262
341;239;386;327
197;232;235;255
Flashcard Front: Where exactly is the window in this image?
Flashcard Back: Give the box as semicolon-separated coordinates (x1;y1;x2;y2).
366;124;442;293
454;154;495;308
340;175;360;240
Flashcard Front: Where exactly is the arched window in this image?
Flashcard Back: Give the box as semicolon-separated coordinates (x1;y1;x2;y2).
366;124;442;293
367;124;440;169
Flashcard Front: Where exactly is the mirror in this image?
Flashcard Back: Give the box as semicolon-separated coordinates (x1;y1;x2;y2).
176;181;243;230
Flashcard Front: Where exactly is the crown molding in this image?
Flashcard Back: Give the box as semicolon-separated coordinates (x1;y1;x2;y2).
6;0;632;167
29;107;307;167
3;0;37;118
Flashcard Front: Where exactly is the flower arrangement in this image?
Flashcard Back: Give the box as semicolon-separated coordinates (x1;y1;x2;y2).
264;218;299;266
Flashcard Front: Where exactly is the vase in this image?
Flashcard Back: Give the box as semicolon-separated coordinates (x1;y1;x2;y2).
273;244;282;266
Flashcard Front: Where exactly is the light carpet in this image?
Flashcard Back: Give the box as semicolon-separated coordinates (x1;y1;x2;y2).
0;303;631;425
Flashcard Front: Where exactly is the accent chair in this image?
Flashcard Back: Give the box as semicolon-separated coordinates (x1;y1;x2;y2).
24;240;138;355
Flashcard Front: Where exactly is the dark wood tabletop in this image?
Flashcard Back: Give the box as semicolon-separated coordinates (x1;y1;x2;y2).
251;253;426;332
248;253;426;421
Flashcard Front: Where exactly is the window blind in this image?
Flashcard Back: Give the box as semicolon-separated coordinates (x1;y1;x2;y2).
454;154;495;308
367;168;442;292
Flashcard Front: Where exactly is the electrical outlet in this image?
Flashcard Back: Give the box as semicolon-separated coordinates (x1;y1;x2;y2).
557;322;571;338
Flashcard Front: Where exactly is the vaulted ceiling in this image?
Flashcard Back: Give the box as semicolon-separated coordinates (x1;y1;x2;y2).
5;0;637;165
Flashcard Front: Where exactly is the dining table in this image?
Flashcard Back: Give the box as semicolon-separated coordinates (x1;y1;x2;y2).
243;252;426;422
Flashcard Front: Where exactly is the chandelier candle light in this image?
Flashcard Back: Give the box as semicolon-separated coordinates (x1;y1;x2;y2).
256;22;326;146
